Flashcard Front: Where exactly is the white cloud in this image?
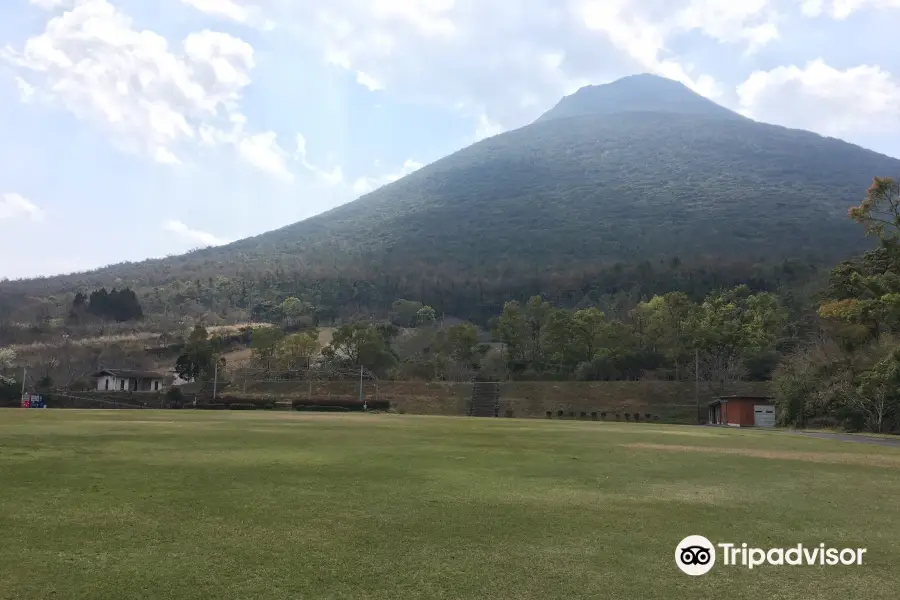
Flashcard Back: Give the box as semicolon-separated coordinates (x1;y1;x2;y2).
474;113;504;141
0;193;44;221
674;0;779;53
178;0;768;136
352;159;424;194
355;70;385;92
28;0;76;8
802;0;900;19
800;0;826;15
294;133;345;185
6;0;290;179
180;0;253;24
14;77;36;102
153;147;182;166
737;59;900;135
579;0;722;98
164;220;229;246
238;131;294;181
369;0;457;37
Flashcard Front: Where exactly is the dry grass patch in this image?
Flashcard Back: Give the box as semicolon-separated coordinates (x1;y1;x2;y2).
208;322;273;334
8;332;159;351
638;482;735;505
624;442;900;467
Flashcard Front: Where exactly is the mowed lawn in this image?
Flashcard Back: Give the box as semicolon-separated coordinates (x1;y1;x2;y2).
1;411;900;600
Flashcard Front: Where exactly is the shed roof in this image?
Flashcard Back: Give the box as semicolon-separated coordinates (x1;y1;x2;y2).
708;395;774;406
91;369;165;379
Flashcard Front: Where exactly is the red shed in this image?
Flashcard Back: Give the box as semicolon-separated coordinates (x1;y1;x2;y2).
708;396;775;428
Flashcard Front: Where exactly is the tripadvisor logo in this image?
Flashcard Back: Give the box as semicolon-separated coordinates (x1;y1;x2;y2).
675;535;867;576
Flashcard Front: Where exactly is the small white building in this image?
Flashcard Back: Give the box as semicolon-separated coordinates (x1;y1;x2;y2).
92;369;167;392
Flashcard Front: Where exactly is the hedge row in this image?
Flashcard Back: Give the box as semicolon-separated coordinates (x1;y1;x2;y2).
192;396;390;411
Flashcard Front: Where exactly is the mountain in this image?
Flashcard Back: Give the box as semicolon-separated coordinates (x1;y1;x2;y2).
536;74;740;122
223;74;894;269
3;73;899;321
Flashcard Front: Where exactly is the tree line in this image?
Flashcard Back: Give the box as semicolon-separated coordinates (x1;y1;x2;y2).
775;177;900;433
69;288;144;323
164;177;900;434
174;284;790;392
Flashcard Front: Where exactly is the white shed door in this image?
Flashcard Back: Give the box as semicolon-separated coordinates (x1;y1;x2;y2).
754;405;776;427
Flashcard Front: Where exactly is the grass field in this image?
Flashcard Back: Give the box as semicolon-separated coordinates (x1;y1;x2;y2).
1;411;899;599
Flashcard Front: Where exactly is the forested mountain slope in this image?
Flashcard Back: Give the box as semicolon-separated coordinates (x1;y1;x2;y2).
3;74;898;323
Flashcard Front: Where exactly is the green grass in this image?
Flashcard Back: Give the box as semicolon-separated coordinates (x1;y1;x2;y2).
1;411;899;599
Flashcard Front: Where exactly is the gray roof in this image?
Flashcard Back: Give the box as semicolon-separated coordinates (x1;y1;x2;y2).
709;395;774;405
91;369;165;379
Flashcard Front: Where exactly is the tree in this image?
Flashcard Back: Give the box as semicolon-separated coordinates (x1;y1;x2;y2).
437;323;480;364
493;301;527;361
174;325;217;382
848;177;900;246
523;296;552;364
817;246;900;342
572;307;606;362
429;323;483;381
0;348;15;371
251;300;280;323
85;288;143;322
542;309;578;373
695;285;787;391
68;292;87;324
775;334;900;432
633;293;698;380
391;299;424;327
415;305;437;327
277;331;320;369
250;326;286;370
280;297;308;327
327;321;397;375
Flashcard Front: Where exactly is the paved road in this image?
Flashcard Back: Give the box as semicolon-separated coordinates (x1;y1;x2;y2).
787;431;900;448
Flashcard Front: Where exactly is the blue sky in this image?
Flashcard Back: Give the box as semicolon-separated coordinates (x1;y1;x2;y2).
1;0;900;279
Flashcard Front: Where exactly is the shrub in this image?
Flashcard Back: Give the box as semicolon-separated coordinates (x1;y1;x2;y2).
557;409;564;418
625;413;631;421
590;411;597;421
546;411;552;419
68;379;92;392
645;413;652;420
165;386;185;409
600;412;607;420
580;411;587;419
0;381;19;404
634;413;640;422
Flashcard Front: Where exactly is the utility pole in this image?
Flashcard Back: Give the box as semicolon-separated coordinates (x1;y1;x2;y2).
212;360;219;400
21;366;27;399
695;348;700;424
358;365;364;405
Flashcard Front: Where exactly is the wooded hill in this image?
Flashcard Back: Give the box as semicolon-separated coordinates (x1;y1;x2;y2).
2;73;899;326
